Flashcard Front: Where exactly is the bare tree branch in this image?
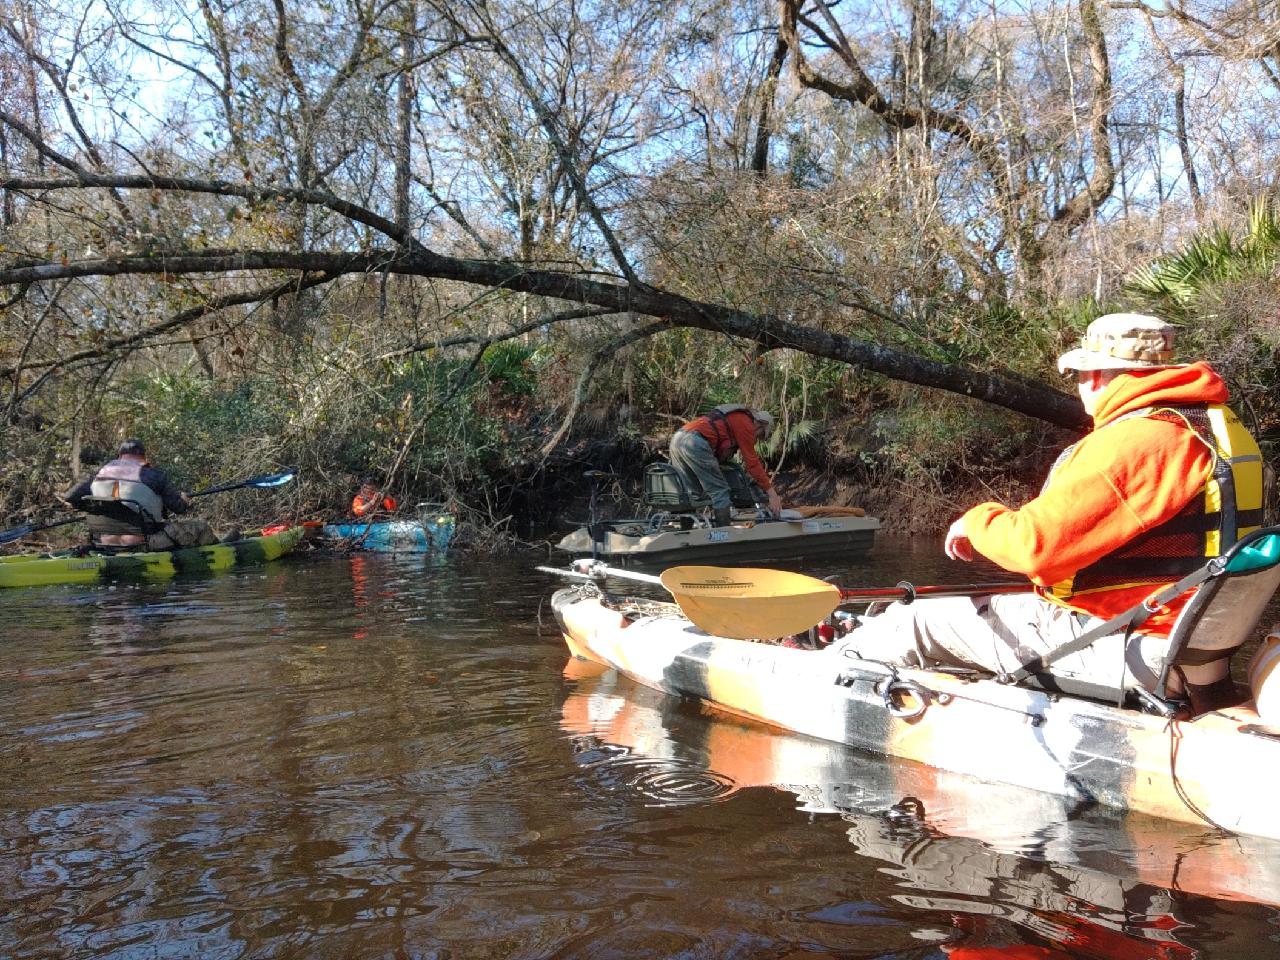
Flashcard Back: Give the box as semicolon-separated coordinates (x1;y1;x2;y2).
1;19;136;225
379;305;616;360
0;166;429;253
1;271;336;382
464;2;642;286
780;0;1014;201
1048;0;1115;230
539;317;680;457
0;243;1087;427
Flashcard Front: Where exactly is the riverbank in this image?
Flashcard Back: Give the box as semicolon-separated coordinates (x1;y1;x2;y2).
0;413;1062;558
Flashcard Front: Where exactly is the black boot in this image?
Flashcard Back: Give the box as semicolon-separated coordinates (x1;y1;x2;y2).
713;506;733;527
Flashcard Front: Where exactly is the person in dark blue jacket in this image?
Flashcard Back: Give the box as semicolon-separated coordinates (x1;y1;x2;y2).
66;439;216;548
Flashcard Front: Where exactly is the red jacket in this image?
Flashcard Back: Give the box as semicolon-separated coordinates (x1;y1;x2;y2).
962;363;1237;634
683;409;772;491
353;493;397;517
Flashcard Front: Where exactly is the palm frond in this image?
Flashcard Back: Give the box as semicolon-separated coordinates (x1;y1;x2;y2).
1123;207;1278;317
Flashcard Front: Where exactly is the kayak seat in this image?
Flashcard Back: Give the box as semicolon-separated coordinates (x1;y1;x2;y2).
1155;530;1280;713
644;463;712;513
80;496;164;546
1012;525;1280;716
643;463;759;514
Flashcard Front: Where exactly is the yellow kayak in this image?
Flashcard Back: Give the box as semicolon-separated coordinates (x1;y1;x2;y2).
0;525;304;589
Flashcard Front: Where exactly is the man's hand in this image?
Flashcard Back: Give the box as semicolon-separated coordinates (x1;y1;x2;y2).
180;492;193;507
944;516;974;561
767;488;783;518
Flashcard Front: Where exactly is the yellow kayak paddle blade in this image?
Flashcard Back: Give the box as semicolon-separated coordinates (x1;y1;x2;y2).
658;565;842;639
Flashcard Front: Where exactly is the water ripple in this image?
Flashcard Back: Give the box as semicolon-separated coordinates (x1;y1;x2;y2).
1;548;1277;959
575;746;739;807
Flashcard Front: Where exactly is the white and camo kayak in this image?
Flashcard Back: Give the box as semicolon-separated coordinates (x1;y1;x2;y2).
552;584;1280;839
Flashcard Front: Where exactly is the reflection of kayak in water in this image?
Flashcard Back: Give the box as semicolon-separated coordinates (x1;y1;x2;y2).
552;587;1280;839
561;666;1280;955
0;525;304;589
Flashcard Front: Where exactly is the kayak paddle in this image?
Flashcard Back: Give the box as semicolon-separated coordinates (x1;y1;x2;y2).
188;469;297;498
0;469;297;546
0;515;83;545
660;565;1029;637
541;560;1027;639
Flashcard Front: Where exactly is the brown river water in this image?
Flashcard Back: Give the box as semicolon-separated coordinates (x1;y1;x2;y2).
3;539;1280;959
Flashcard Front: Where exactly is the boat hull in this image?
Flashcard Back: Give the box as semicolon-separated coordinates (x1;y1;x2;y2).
552;587;1280;838
556;513;879;566
321;517;455;553
0;525;304;589
562;667;1280;909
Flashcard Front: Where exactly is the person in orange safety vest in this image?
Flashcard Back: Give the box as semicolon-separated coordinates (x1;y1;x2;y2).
845;313;1264;713
352;477;398;518
669;404;783;526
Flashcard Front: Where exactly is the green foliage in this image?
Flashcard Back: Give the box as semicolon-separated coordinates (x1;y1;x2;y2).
1125;199;1280;321
871;395;1043;493
481;342;545;398
758;417;824;459
124;374;288;489
1123;198;1280;436
84;348;559;524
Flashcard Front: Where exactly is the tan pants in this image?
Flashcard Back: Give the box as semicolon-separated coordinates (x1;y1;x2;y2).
147;518;218;550
842;592;1174;693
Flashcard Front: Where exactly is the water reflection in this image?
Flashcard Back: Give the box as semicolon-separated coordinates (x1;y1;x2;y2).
1;559;565;958
5;546;1279;958
561;663;1280;957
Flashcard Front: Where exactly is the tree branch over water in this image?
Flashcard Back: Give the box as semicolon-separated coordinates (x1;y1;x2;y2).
0;226;1087;428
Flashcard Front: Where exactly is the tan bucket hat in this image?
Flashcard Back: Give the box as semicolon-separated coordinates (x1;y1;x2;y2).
1056;313;1183;374
752;409;776;437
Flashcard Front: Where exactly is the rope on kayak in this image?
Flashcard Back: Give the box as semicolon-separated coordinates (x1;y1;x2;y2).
1166;719;1235;835
562;579;681;623
608;596;683;620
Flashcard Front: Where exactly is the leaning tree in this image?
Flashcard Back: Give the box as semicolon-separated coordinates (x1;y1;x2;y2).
7;0;1200;446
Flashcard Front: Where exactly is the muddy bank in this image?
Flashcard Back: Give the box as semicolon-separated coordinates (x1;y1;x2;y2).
2;425;1055;560
512;427;1050;553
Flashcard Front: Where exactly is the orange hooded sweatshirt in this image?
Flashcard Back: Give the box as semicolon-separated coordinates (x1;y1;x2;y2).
353;492;398;517
961;362;1231;635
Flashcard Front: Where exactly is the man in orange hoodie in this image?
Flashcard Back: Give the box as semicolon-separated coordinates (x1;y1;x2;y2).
669;405;783;526
848;314;1264;711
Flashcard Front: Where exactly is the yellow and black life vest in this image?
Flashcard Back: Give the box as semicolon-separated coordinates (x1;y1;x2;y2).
1044;403;1264;601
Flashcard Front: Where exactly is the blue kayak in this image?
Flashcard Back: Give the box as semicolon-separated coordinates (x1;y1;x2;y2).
322;510;455;553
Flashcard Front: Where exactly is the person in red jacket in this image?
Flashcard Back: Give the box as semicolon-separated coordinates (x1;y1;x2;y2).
847;313;1264;711
669;404;783;526
352;478;398;518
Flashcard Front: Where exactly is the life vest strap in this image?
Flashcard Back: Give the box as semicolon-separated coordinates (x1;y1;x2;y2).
1126;507;1264;539
81;496;165;538
1005;559;1223;685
